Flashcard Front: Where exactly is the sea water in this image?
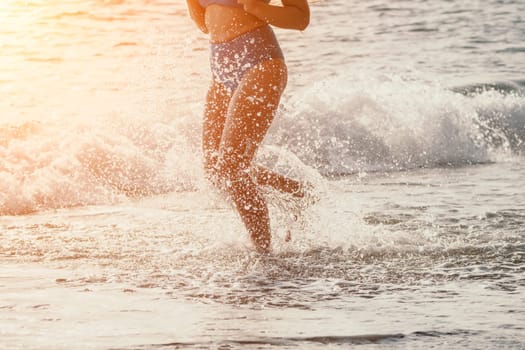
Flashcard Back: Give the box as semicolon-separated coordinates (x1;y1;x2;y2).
0;0;524;348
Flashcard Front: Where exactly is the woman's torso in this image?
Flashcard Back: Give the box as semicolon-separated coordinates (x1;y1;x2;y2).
202;1;270;43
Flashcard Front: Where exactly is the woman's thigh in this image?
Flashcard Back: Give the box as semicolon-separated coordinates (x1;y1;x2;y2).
219;59;287;169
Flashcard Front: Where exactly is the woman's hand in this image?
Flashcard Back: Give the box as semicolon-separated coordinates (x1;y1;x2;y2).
237;0;260;13
236;0;310;31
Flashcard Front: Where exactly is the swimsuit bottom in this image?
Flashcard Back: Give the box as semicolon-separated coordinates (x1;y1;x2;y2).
210;25;284;92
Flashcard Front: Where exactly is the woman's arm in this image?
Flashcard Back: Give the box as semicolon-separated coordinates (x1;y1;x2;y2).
237;0;310;30
186;0;208;33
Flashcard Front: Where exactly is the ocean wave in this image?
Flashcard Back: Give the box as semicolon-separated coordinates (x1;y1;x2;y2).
271;74;525;176
1;74;524;215
0;117;201;215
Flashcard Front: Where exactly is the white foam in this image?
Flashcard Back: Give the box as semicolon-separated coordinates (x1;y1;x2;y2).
271;73;525;175
1;73;523;215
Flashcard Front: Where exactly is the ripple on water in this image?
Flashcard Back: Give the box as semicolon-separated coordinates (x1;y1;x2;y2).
3;225;521;308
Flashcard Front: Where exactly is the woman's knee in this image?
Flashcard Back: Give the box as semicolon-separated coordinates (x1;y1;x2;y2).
218;150;247;180
203;151;245;190
203;151;222;188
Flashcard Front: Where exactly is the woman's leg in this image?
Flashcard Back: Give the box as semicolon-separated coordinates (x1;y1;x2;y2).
203;78;303;197
217;59;287;253
202;80;232;183
251;165;304;197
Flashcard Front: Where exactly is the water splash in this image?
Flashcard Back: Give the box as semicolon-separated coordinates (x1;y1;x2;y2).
1;74;524;215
